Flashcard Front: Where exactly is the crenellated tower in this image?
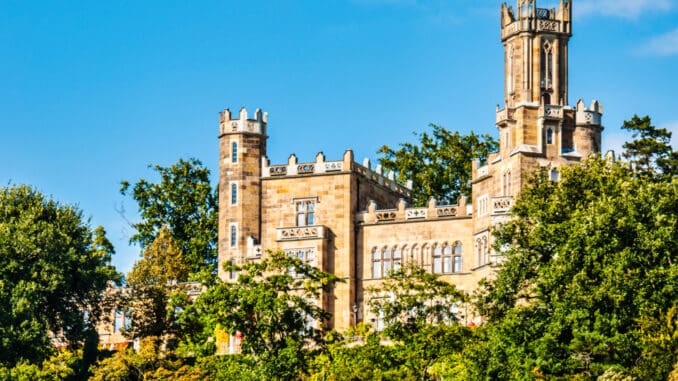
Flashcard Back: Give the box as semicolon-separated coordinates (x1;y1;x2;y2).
495;0;602;170
218;107;267;280
472;1;604;266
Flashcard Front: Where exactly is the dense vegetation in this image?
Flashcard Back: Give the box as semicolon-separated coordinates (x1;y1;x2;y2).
1;116;676;380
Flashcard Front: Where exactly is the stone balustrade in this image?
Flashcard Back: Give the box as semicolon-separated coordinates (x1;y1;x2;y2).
276;225;326;241
541;105;564;119
492;196;513;215
357;196;469;224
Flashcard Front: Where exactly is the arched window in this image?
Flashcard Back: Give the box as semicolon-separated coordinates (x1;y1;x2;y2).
433;244;442;274
506;171;512;195
401;245;409;266
483;237;489;265
382;247;392;275
231;142;238;163
393;246;402;272
411;244;419;265
371;248;381;279
453;242;463;273
443;243;453;273
547;128;554;145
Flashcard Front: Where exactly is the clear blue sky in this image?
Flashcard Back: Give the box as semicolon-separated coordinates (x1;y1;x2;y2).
2;0;677;274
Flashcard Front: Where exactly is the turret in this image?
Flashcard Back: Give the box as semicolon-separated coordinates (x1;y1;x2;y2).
218;107;268;280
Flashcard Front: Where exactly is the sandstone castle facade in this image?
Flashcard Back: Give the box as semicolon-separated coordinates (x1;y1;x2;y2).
217;0;603;332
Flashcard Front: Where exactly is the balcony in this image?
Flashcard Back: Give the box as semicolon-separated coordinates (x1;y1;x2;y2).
492;196;513;215
276;225;326;241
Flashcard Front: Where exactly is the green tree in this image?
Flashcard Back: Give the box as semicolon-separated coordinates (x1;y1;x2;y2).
0;185;121;367
367;265;470;380
622;114;678;177
472;157;678;380
378;124;498;206
120;158;218;281
178;251;341;380
123;227;191;339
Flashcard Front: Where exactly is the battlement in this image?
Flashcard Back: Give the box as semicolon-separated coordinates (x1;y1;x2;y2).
261;150;412;198
501;0;572;41
219;107;268;136
356;196;470;225
575;99;603;127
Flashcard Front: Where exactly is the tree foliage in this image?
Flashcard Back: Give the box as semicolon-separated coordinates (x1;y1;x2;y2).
178;251;341;380
0;185;121;367
622;114;678;177
123;227;191;339
120;158;218;281
472;157;678;380
378;124;498;206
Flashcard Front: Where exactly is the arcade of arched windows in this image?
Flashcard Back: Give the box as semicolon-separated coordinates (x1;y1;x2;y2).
476;236;490;267
370;241;463;279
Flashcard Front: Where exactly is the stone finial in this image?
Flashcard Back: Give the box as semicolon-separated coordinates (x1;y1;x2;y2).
458;195;467;214
263;111;269;123
262;156;270;167
363;158;371;169
576;99;586;111
397;198;407;211
387;171;395;181
406;179;413;189
428;196;437;209
254;108;263;121
239;107;248;121
367;200;377;213
315;152;325;163
590;100;603;114
221;108;232;122
375;165;383;175
343;150;354;164
288;154;297;165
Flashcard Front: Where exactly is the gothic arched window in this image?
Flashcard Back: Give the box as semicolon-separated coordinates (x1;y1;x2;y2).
371;248;381;279
433;244;443;274
453;242;463;273
393;246;402;272
547;128;554;145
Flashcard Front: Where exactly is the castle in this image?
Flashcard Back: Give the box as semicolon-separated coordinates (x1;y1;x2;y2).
217;0;604;333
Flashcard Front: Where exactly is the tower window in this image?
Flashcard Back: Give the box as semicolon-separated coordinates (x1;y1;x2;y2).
231;142;238;163
231;182;237;205
296;199;316;226
547;128;554;145
229;258;237;280
230;225;237;247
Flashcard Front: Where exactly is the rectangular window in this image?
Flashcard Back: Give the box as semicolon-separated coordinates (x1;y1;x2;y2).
230;224;237;247
231;142;238;163
477;195;489;216
229;258;237;280
231;182;237;205
285;248;316;278
295;199;316;227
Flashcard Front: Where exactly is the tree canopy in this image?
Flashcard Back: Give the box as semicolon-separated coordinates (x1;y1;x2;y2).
378;124;498;206
0;185;120;367
120;158;218;282
472;156;678;380
622;114;678;177
177;251;341;380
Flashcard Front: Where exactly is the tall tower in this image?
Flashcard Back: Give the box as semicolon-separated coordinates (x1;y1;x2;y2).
472;1;604;265
496;0;602;176
218;107;267;280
